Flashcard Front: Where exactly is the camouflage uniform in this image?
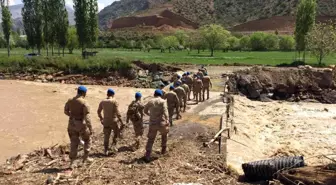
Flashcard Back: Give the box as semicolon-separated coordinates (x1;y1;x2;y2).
173;79;182;87
185;75;193;100
202;76;212;101
126;100;144;148
174;86;187;112
97;97;122;152
194;78;203;104
199;67;207;75
64;95;92;162
164;91;180;123
193;76;198;99
181;83;190;102
144;97;169;154
197;71;204;79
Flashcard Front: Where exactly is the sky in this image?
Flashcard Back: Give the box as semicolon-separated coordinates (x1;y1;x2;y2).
10;0;117;11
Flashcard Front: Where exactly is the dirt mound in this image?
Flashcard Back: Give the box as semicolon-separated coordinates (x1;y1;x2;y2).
0;123;243;185
110;9;198;30
228;67;336;103
278;166;336;185
232;16;336;34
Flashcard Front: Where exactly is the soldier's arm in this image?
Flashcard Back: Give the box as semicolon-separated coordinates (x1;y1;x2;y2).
115;102;123;125
144;102;151;116
163;101;169;121
64;99;70;117
97;101;103;122
84;103;93;134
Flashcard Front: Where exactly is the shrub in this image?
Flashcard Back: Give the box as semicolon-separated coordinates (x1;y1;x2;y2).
240;35;250;51
250;32;267;51
264;33;279;50
279;35;295;51
228;36;241;51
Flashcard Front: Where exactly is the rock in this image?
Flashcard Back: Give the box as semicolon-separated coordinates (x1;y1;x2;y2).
42;79;48;83
35;79;42;83
304;65;313;69
260;94;273;102
107;76;115;82
37;74;46;80
153;75;161;81
46;75;53;81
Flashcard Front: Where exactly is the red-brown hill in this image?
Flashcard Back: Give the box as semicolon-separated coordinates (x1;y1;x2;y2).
232;16;336;34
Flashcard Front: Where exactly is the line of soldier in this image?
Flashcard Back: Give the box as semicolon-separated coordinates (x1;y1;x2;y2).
63;66;212;168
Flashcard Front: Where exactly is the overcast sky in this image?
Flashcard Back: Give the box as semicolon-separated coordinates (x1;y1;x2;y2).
10;0;117;11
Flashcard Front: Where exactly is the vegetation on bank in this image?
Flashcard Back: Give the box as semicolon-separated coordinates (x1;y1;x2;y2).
0;55;131;74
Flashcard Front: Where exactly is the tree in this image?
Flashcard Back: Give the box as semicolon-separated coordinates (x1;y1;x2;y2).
22;0;35;51
240;35;250;51
228;36;240;51
1;0;12;56
67;27;78;54
295;0;317;61
307;22;336;65
174;30;189;46
200;24;230;57
189;31;205;53
55;0;68;56
250;32;266;51
74;0;89;54
22;0;43;54
160;36;179;53
87;0;98;48
279;35;295;51
264;33;279;50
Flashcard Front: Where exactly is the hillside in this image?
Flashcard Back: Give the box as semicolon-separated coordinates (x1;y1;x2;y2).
0;4;75;32
98;0;336;30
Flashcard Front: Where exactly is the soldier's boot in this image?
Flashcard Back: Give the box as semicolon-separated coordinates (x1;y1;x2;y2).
104;148;109;156
111;142;118;153
161;146;167;155
144;150;151;163
82;153;94;164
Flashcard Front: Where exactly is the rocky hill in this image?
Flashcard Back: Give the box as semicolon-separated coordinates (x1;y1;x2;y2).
98;0;336;30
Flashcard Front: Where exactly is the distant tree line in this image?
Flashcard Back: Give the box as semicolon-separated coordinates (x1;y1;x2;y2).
20;0;98;57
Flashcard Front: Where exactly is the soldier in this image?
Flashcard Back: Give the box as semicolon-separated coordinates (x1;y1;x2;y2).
185;72;193;100
181;79;190;102
202;73;212;101
173;75;182;87
193;74;198;100
165;86;180;126
160;83;167;98
144;89;169;162
126;92;144;150
64;85;93;169
194;76;203;104
197;69;204;79
199;65;207;74
174;82;187;112
97;88;124;156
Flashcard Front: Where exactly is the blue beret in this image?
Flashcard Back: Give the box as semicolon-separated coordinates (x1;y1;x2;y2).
154;89;163;96
187;72;190;75
78;85;87;92
169;85;175;90
107;88;115;95
176;82;181;86
177;75;181;79
135;92;142;98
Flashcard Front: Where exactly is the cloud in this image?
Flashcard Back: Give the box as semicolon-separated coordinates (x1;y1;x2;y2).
98;3;104;11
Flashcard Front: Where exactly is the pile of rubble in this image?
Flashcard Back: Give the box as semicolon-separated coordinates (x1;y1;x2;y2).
228;66;336;103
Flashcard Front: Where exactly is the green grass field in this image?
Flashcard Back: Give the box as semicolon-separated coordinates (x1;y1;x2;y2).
0;48;336;65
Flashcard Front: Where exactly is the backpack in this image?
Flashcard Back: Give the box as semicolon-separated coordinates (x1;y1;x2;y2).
127;102;141;121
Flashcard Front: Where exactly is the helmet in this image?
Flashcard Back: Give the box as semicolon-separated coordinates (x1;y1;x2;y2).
135;92;142;98
154;89;163;96
78;85;87;93
107;88;115;95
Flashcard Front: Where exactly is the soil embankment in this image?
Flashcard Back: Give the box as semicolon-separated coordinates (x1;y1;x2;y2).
228;66;336;103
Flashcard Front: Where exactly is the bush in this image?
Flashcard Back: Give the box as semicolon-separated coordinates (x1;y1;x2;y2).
228;36;241;51
279;35;295;51
239;35;250;51
250;32;267;51
0;56;131;74
264;33;279;50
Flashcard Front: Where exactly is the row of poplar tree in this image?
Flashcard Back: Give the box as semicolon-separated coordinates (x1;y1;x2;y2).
20;0;98;56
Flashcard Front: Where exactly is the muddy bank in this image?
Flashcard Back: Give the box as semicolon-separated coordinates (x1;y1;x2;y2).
0;61;182;89
228;66;336;103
